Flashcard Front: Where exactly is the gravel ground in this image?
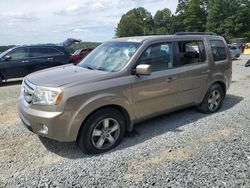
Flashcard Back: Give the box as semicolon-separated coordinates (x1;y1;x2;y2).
0;55;250;188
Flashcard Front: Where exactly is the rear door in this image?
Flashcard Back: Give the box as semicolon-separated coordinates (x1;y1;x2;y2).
27;47;50;73
0;47;29;79
27;47;66;73
171;40;210;105
49;47;70;66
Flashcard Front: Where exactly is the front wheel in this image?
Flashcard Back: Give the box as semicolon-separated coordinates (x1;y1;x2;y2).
77;108;126;154
198;84;224;114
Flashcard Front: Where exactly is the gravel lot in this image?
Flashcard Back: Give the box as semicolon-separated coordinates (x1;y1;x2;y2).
0;56;250;188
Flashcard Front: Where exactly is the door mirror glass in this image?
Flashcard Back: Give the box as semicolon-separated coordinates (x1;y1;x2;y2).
136;64;152;75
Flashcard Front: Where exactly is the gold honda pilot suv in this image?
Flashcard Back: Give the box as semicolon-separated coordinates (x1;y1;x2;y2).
18;33;232;154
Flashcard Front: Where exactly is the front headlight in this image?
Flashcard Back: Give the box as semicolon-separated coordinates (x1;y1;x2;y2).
33;87;63;105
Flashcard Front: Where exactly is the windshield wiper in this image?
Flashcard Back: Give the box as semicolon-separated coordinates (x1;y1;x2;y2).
83;65;109;72
84;65;97;70
97;67;108;71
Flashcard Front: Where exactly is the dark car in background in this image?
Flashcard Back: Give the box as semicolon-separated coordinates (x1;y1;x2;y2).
0;45;74;84
70;48;94;63
0;38;82;84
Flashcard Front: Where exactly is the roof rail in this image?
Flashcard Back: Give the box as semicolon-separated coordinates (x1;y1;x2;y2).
175;32;217;36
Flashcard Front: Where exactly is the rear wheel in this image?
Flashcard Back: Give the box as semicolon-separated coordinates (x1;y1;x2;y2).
198;84;224;114
77;108;126;154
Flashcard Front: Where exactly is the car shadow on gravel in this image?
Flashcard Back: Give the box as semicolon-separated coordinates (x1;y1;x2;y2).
122;94;243;140
38;136;84;158
0;80;22;87
39;94;243;159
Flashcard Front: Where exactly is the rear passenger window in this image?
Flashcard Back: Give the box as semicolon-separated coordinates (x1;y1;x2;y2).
176;41;206;67
46;48;63;56
210;40;227;61
28;48;62;58
137;43;173;72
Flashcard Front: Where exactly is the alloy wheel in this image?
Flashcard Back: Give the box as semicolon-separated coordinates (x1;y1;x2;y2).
208;89;221;112
91;118;120;150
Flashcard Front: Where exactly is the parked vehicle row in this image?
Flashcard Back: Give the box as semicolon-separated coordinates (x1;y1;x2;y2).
0;38;94;84
18;33;232;154
0;45;74;84
228;44;241;59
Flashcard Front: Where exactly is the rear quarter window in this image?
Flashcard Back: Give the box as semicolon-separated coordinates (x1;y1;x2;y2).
210;40;227;61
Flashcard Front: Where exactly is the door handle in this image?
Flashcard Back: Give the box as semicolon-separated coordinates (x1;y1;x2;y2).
202;70;211;74
47;57;54;61
22;60;29;63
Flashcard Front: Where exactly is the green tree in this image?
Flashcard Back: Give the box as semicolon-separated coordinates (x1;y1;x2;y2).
167;15;184;34
176;0;209;15
175;0;209;33
183;0;207;32
206;0;250;40
174;0;189;33
176;0;189;14
115;7;153;37
153;8;172;34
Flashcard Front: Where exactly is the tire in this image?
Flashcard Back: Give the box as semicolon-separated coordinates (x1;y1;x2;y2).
198;84;224;114
77;108;126;154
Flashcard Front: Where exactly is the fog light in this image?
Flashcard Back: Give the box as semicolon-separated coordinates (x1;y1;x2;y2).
43;124;48;132
39;124;48;134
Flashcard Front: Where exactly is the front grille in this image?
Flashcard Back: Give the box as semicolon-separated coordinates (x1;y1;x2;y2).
22;79;36;104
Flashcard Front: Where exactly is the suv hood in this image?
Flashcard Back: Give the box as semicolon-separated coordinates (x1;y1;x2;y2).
26;65;109;87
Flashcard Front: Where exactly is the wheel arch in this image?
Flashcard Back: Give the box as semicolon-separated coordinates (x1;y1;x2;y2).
199;77;227;105
83;104;131;130
76;104;132;141
211;81;226;98
67;93;135;141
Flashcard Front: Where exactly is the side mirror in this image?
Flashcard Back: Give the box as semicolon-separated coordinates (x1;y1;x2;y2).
135;64;152;76
3;55;11;61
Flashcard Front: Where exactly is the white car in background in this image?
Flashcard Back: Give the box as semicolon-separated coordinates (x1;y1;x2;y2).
228;45;241;59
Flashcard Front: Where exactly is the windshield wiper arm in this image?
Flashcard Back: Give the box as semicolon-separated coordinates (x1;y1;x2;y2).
84;65;108;72
84;65;97;70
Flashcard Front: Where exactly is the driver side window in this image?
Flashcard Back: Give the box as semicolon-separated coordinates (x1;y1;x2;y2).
137;43;173;72
7;48;27;60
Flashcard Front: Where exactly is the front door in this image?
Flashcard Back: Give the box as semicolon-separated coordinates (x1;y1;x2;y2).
130;42;180;120
0;47;29;79
27;47;66;73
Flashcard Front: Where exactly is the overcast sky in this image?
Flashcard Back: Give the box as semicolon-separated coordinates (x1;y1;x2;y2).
0;0;178;45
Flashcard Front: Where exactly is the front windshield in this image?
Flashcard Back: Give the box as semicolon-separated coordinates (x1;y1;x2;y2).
78;41;141;72
0;48;13;59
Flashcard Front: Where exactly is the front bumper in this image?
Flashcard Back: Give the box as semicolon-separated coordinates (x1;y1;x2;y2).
18;97;77;142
